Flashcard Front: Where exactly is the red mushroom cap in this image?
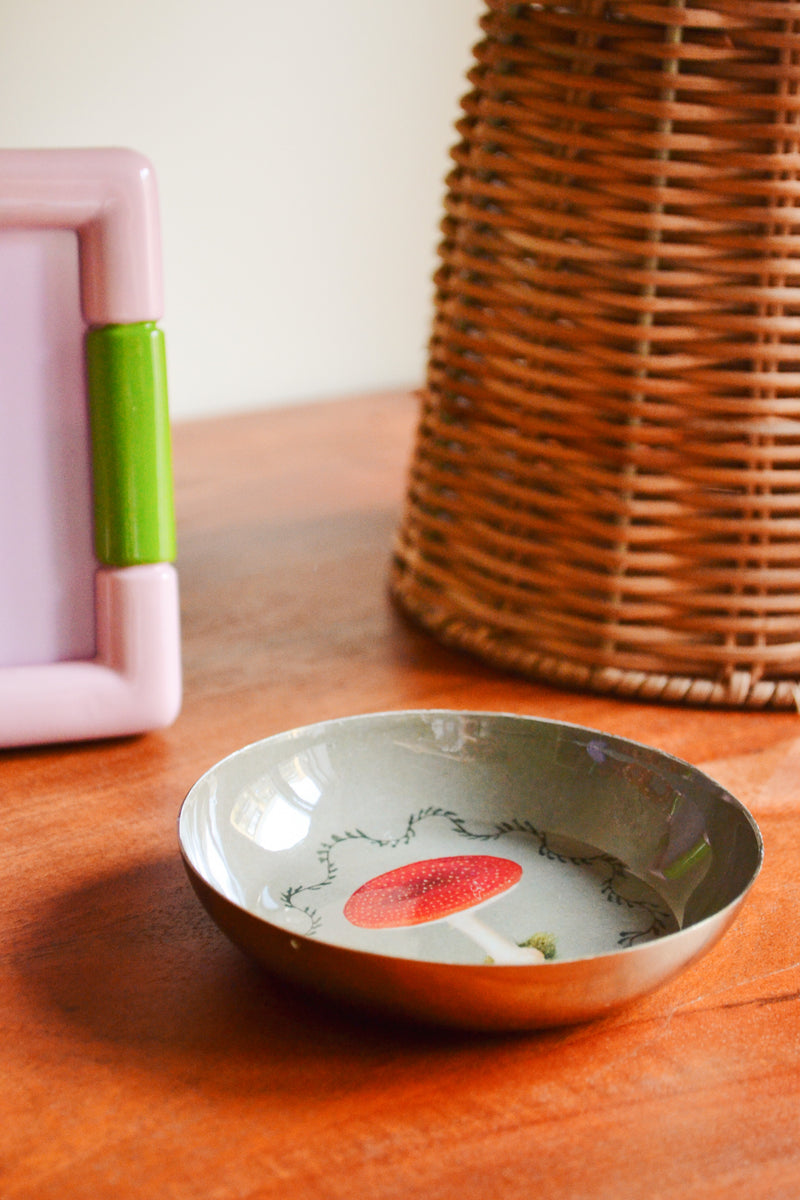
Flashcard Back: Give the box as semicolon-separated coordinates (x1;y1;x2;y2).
343;855;522;929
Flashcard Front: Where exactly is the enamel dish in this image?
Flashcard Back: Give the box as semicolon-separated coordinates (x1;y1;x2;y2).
178;710;762;1030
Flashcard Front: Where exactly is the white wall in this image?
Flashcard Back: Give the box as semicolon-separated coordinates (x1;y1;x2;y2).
0;0;483;419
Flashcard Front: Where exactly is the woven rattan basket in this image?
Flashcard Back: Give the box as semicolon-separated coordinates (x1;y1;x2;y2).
391;0;800;708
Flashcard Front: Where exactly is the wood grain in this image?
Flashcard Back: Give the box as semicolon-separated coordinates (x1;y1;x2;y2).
2;390;799;1199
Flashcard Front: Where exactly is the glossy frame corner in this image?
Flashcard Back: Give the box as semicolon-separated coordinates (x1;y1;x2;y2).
0;564;182;747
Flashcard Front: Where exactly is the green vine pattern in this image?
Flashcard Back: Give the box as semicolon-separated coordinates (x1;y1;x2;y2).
280;808;673;946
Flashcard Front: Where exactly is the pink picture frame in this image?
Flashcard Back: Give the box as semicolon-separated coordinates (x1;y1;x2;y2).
0;149;181;746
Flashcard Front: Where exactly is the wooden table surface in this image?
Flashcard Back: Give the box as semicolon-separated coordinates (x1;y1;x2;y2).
3;390;800;1199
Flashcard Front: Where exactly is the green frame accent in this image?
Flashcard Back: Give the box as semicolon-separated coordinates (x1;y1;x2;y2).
86;322;176;566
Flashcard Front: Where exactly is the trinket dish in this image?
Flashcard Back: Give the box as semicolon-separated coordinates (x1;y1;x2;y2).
178;710;762;1030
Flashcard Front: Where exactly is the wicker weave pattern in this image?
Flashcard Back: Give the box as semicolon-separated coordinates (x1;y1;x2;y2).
391;0;800;707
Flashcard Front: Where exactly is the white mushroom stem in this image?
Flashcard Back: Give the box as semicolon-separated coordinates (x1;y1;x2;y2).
446;910;545;965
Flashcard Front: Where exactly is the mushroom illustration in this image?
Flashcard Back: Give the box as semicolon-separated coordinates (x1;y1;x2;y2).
343;854;545;965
